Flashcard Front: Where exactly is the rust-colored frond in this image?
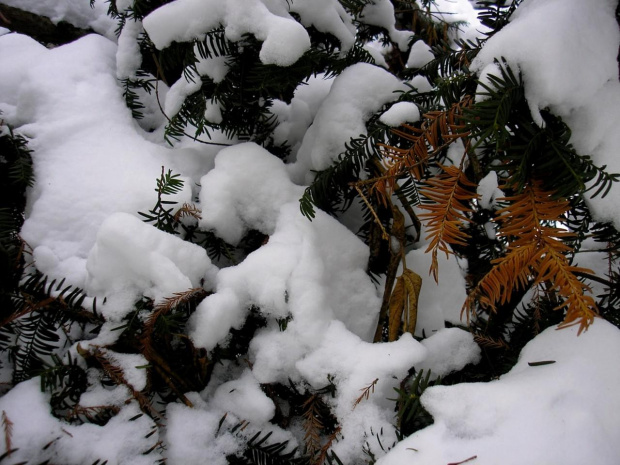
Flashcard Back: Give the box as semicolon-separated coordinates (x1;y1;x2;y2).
473;333;510;351
141;287;209;357
465;181;598;332
302;395;324;461
536;248;597;334
373;96;473;205
145;288;208;331
2;410;13;457
419;164;479;282
315;426;342;465
91;348;159;418
464;243;540;316
494;181;575;247
353;378;379;409
67;405;121;424
174;203;202;222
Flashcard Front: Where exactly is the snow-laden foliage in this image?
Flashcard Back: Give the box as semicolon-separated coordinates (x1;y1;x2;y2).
0;0;619;464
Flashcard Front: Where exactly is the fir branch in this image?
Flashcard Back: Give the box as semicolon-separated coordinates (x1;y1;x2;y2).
464;181;599;333
302;395;324;461
374;95;473;204
353;379;378;409
92;348;159;419
419;162;479;282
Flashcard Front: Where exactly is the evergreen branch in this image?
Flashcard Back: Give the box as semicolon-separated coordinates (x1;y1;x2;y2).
316;426;342;465
302;395;324;461
353;378;378;409
244;430;301;465
91;348;159;419
419;162;479;282
464;181;599;332
300;124;388;219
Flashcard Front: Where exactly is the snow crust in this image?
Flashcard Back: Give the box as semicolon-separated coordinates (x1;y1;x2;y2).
378;320;620;465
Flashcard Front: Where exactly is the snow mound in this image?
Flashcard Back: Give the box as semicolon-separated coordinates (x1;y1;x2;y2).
86;212;217;320
289;63;406;183
0;378;158;465
380;101;421;127
377;319;620;465
143;0;310;66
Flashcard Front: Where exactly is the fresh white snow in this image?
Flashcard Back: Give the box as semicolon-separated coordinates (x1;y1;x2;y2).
1;0;619;464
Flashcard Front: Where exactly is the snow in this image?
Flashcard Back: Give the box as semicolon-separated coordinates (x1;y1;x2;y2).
1;1;620;464
0;33;197;288
0;378;158;464
289;0;356;52
377;319;620;465
477;171;503;210
116;19;144;80
143;0;310;66
212;369;276;424
360;0;413;51
406;40;435;69
164;398;242;465
416;327;481;378
405;248;469;336
87;212;217;319
289;62;406;183
271;74;334;157
379;101;421;127
192;177;383;349
471;0;620;227
199;143;305;245
0;0;116;39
